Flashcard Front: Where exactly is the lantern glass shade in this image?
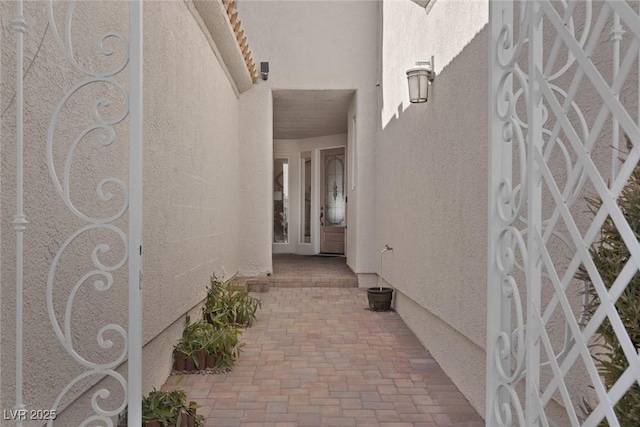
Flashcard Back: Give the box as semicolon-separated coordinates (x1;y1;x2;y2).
406;68;430;103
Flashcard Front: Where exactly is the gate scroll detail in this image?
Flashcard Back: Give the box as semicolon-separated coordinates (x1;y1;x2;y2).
44;1;144;425
488;1;640;426
11;0;143;425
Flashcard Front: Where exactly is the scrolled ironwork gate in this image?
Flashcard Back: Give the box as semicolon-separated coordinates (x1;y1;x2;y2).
488;1;640;426
10;0;143;425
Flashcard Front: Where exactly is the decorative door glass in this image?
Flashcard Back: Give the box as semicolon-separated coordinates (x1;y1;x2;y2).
324;154;345;227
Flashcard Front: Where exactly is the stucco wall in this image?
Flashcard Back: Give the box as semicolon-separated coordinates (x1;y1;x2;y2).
238;85;273;276
237;0;379;276
375;0;490;415
1;1;241;423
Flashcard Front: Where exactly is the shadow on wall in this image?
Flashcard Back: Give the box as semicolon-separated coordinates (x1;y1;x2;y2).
375;22;490;334
373;23;491;416
378;0;489;130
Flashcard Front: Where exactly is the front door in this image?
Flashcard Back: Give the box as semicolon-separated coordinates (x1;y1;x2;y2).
320;148;346;254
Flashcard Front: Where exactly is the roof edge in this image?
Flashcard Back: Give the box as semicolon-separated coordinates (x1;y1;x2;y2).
191;0;257;93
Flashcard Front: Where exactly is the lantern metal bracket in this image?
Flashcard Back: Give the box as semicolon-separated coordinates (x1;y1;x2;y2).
414;56;435;81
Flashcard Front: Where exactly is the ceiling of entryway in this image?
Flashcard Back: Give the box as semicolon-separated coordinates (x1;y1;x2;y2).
272;89;355;140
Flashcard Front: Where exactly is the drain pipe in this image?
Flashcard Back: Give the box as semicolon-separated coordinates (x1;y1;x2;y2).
379;244;393;290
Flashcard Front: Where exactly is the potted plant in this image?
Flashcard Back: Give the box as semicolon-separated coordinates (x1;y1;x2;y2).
118;389;204;427
202;275;261;327
203;325;243;368
174;316;213;372
367;245;394;311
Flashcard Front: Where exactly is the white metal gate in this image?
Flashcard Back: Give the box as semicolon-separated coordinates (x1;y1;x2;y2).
488;1;640;426
10;0;143;425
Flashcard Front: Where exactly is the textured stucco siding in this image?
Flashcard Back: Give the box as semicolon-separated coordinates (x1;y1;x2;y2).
238;85;273;276
1;1;240;423
375;0;490;415
236;0;379;276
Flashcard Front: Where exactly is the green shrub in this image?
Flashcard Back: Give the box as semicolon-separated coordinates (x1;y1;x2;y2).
118;388;204;427
204;326;244;368
203;275;261;328
174;316;214;369
576;155;640;425
174;315;243;369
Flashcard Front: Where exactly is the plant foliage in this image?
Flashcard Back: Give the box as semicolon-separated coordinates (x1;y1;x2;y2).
174;315;243;369
576;155;640;425
118;388;204;427
204;326;244;368
203;275;261;328
174;316;214;368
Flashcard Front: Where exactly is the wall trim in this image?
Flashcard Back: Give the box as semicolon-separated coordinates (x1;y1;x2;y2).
186;0;254;95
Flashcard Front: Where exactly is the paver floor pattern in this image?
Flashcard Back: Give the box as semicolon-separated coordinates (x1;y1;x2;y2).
163;288;483;427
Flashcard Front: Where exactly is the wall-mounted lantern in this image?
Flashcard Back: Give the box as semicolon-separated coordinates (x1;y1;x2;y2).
406;57;435;103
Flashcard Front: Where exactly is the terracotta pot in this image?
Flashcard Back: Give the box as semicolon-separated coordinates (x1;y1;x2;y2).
180;413;188;426
187;414;196;427
205;353;216;369
174;350;187;371
195;349;206;370
185;354;195;371
144;421;161;427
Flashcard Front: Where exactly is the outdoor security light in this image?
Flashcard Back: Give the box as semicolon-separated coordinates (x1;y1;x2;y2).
261;62;269;81
406;57;435;103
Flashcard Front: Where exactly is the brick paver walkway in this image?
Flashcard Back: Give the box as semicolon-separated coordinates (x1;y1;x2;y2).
163;288;484;427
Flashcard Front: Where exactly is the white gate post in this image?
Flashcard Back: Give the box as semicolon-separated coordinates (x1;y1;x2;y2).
12;0;28;425
525;2;543;426
128;1;144;425
487;1;514;425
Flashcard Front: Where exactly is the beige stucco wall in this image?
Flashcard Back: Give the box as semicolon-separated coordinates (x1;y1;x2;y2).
236;0;379;277
1;1;241;423
375;0;490;415
238;85;273;276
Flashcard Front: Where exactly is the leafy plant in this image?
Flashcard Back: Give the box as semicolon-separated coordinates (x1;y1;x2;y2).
174;316;214;369
576;143;640;426
203;325;244;368
175;315;244;369
119;388;201;427
203;275;261;328
143;389;182;425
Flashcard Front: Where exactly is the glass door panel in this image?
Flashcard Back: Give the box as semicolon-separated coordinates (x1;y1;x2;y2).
273;158;289;243
300;152;312;244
